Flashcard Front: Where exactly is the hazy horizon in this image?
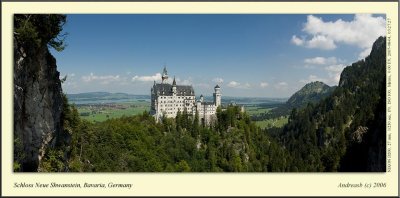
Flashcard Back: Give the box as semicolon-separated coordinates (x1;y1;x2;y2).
66;91;289;100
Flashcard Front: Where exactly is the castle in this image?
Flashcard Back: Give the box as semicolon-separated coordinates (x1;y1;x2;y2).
150;66;221;124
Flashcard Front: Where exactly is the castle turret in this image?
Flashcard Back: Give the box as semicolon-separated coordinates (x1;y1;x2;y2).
200;94;204;103
162;65;168;84
213;84;221;107
172;76;177;94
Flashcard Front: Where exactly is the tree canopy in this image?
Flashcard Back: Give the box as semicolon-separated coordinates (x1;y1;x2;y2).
14;14;67;52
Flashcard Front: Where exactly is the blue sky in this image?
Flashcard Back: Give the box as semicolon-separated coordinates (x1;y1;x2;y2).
53;14;386;97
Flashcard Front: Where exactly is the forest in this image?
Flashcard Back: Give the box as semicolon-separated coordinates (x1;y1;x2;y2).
42;102;289;172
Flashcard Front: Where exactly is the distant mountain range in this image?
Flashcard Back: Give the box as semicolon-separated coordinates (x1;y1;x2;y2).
66;82;334;109
66;92;149;102
67;91;287;105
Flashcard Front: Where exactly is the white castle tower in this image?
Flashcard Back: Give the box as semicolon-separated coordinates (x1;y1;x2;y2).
213;84;221;107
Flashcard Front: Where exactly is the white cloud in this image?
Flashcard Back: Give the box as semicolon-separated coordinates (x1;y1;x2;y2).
212;77;224;84
304;56;339;65
132;73;162;82
359;48;372;59
306;35;336;50
243;83;251;89
227;81;240;88
325;64;346;84
291;34;336;50
299;64;346;86
291;35;305;46
82;73;121;85
325;64;345;73
60;73;78;89
274;82;288;90
292;14;386;58
176;77;193;85
260;82;269;88
227;81;251;89
277;82;287;86
299;75;328;84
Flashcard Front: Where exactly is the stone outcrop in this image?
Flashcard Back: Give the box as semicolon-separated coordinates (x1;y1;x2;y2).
14;37;69;171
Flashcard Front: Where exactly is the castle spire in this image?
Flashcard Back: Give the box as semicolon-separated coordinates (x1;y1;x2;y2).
172;76;177;95
162;65;168;84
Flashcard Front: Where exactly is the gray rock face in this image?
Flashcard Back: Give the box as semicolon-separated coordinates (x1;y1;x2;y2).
14;38;67;171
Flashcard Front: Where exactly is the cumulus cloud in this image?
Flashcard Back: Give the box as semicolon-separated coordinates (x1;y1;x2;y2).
212;77;224;84
306;35;336;50
228;81;240;87
59;73;77;88
325;64;346;84
274;82;288;90
132;73;162;82
359;48;372;59
304;56;340;66
243;83;251;89
300;64;346;86
227;81;251;89
176;77;193;85
291;35;305;46
292;14;386;58
325;64;345;73
82;73;121;85
260;82;269;88
299;75;328;84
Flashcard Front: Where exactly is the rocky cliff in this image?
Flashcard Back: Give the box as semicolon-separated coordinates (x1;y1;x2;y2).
13;15;69;171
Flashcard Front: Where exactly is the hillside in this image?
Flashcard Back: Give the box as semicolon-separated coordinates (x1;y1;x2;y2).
254;81;335;120
279;36;386;171
286;81;335;108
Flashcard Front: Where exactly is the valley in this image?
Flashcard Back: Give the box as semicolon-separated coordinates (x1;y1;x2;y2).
69;92;288;128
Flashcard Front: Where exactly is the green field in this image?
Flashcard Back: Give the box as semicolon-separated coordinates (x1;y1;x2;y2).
254;116;288;129
244;106;273;116
77;100;150;122
243;105;288;129
76;101;288;127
